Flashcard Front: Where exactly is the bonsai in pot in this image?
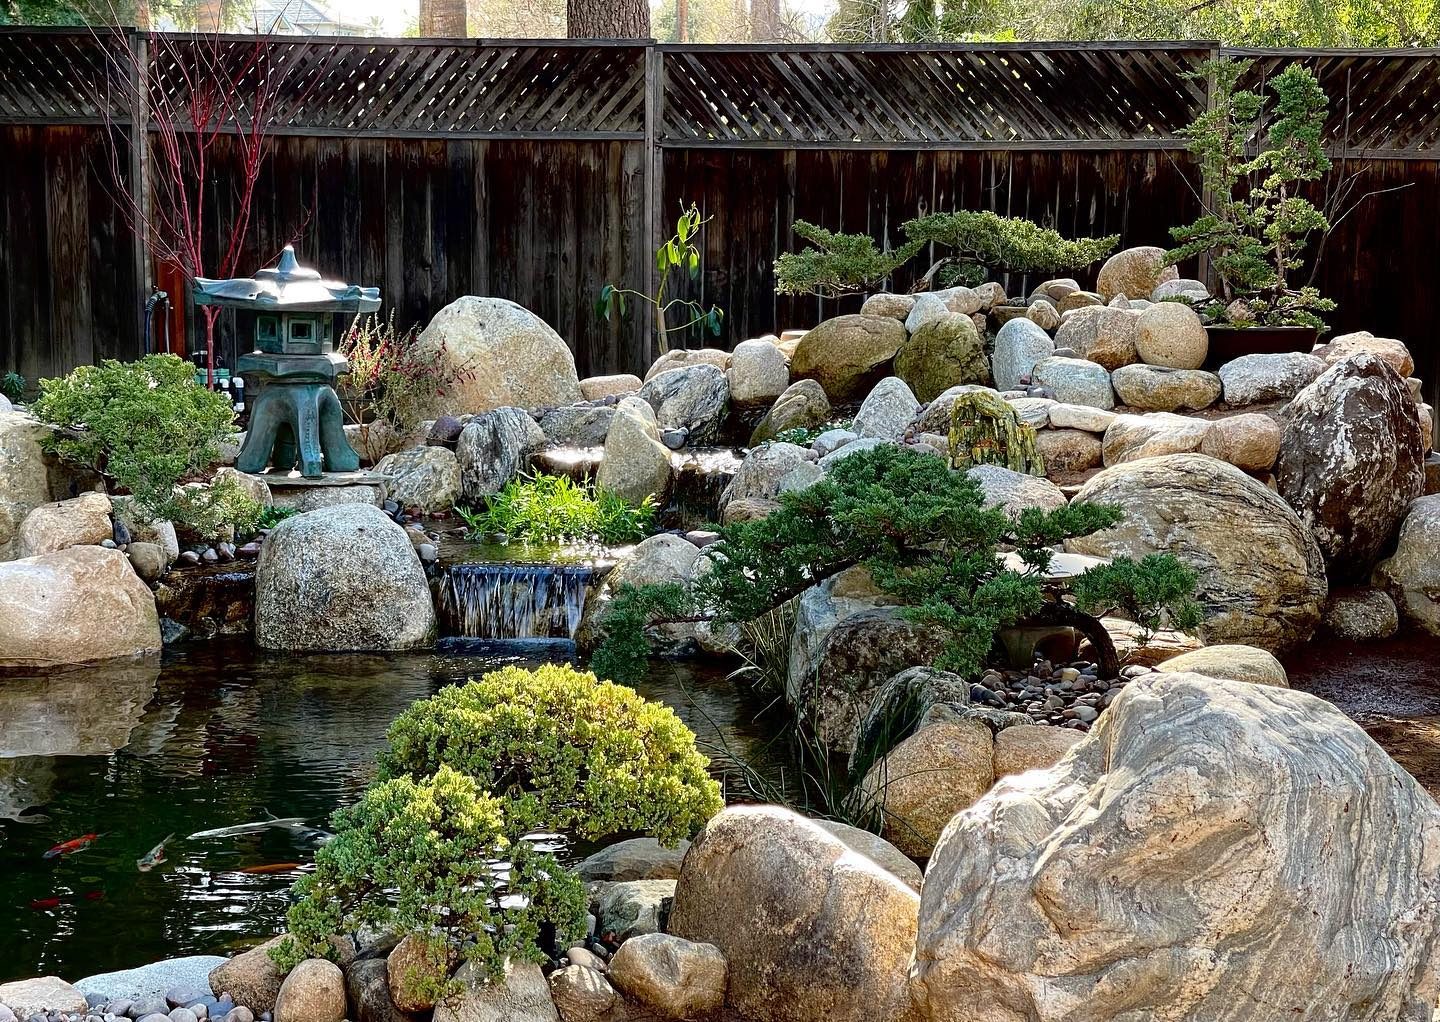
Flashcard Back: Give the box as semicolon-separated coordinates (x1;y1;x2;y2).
1165;59;1335;364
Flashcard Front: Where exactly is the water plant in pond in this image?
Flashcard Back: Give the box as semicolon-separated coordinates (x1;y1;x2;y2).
591;445;1200;685
273;664;722;991
598;201;724;354
30;354;238;530
457;473;656;546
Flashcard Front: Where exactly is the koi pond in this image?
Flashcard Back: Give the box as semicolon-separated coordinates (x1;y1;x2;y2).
0;640;786;982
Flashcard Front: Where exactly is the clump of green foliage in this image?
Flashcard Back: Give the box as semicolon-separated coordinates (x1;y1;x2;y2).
765;417;856;448
273;765;586;1003
31;354;237;522
1;371;24;404
257;505;298;531
1070;552;1203;649
1166;59;1336;328
902;210;1119;288
773;221;923;298
600;202;724;354
275;665;722;991
168;474;265;541
592;445;1200;685
947;390;1045;474
457;473;656;546
773;211;1117;296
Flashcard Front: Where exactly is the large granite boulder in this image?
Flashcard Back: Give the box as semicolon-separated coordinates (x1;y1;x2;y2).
0;978;89;1018
413;297;579;415
1200;412;1282;471
1030;357;1114;410
727;338;789;405
637;363;730;444
853;376;921;440
967;464;1067;515
1218;352;1326;406
991;318;1055;392
1134;300;1208;369
535;403;615;447
722;442;812;509
750;379;833;445
254;504;436;651
911;673;1440;1022
1095;245;1177;302
1067;454;1327;651
894;312;990;402
1374;494;1440;637
1110;364;1220;411
669;805;921;1022
373;445;462;513
431;961;557;1022
0;410;101;561
1276;353;1425;581
1156;644;1288;686
609;933;726;1020
860;718;994;858
14;490;112;558
790;315;906;402
1313;330;1414;377
0;545;161;668
456;407;546;502
595;397;672;507
1101;412;1211;465
274;959;345;1022
1053;307;1139;371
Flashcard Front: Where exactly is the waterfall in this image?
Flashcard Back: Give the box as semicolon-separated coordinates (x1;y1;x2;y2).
439;563;596;640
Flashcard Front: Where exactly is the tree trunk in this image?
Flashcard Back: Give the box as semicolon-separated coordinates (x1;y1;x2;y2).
567;0;649;37
676;0;688;40
750;0;779;40
419;0;467;36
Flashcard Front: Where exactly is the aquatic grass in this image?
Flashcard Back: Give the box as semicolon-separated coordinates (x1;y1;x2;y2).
456;473;656;546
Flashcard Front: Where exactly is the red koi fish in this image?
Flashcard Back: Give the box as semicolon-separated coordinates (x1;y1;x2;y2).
28;891;102;910
42;834;100;859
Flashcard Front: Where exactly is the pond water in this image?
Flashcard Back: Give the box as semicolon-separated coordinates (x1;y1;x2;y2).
0;640;788;983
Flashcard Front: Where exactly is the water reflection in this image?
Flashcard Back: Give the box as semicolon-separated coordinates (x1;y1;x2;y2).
0;640;784;982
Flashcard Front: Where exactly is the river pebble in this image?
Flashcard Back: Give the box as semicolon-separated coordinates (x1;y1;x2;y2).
969;659;1138;732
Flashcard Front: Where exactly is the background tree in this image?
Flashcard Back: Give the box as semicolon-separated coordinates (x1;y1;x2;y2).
418;0;465;34
568;0;648;36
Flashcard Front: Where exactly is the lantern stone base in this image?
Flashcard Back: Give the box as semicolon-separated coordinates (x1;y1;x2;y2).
242;469;394;513
234;352;359;479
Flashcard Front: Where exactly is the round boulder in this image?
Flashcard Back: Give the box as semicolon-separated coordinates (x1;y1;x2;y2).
967;464;1067;516
894;312;990;403
1111;364;1221;412
0;545;161;667
1135;301;1208;369
1157;645;1288;687
991;318;1056;393
749;379;833;445
15;491;113;558
1218;352;1326;407
1374;494;1440;637
790;315;907;402
853;377;921;440
413;296;579;414
373;445;462;513
273;960;344;1022
860;718;995;858
1200;413;1282;472
726;338;789;406
1324;587;1400;641
1276;353;1425;581
669;805;921;1022
1067;453;1327;651
1053;306;1140;371
1035;428;1102;473
1095;245;1178;303
609;934;726;1020
254;504;437;651
1030;357;1114;410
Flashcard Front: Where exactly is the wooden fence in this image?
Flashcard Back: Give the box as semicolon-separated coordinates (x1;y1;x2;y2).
2;31;1439;404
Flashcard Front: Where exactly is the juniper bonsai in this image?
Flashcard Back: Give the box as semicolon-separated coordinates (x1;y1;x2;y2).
902;210;1119;289
773;221;923;298
590;445;1200;685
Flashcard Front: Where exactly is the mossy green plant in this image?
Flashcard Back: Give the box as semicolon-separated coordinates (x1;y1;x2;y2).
947;390;1045;475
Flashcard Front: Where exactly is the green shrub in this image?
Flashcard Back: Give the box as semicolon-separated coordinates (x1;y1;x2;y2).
271;765;586;997
31;355;237;521
458;473;656;546
593;445;1199;685
167;474;264;541
380;664;723;844
902;210;1119;288
275;664;721;992
1;371;24;403
773;221;922;298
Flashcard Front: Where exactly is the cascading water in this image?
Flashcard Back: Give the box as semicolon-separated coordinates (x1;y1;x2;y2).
438;563;597;640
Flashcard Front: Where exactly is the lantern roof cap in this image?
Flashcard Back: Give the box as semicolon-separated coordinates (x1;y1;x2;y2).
193;246;381;313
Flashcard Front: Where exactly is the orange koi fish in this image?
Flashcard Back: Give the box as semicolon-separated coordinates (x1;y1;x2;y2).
42;834;100;859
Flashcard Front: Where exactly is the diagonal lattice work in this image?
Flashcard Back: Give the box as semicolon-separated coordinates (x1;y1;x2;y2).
659;44;1214;146
0;29;130;121
1234;50;1440;156
147;37;647;136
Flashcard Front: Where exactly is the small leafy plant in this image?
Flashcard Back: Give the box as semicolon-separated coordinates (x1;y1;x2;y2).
764;418;856;447
773;221;922;298
599;201;724;354
339;311;475;463
168;474;265;541
457;473;656;546
273;665;723;994
1166;59;1336;328
1;371;24;403
31;354;237;522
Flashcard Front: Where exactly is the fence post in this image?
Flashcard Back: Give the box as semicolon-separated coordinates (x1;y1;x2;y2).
643;42;664;367
126;28;151;353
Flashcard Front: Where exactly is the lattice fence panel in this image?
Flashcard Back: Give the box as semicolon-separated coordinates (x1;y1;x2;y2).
660;45;1214;145
146;38;647;135
1234;51;1440;156
0;30;129;122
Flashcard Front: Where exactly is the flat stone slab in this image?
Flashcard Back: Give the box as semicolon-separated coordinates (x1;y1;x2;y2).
73;956;226;1002
244;470;392;488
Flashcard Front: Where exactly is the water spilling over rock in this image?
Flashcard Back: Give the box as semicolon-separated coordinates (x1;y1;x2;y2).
439;563;596;639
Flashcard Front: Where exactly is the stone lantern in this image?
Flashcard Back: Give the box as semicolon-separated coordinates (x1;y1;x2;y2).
194;247;380;479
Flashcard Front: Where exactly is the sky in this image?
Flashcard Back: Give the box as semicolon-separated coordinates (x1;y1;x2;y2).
330;0;838;36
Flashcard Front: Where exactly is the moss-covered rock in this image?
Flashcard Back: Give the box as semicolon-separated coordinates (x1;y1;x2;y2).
894;311;990;403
